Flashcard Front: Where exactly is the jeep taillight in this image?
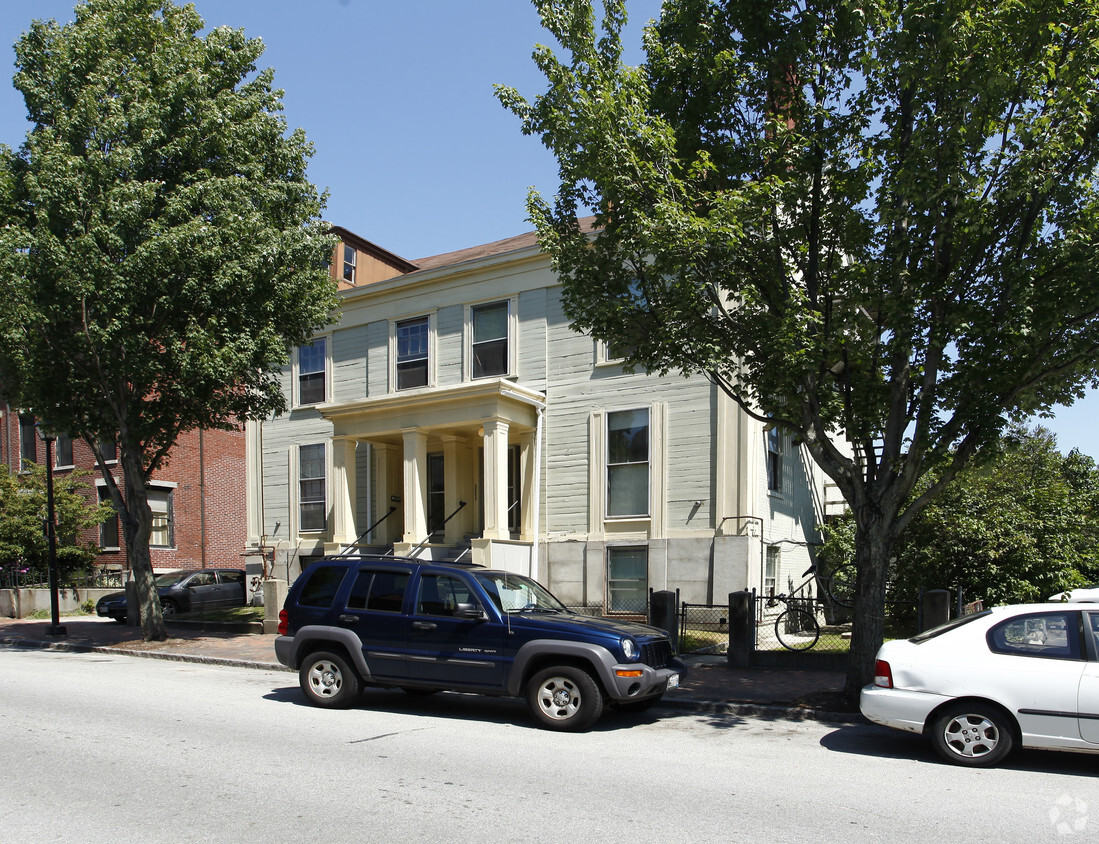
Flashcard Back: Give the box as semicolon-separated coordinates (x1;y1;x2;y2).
874;659;893;688
278;609;288;636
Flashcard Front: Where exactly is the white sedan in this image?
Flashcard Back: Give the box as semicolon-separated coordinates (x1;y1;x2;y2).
860;604;1099;767
1048;584;1099;602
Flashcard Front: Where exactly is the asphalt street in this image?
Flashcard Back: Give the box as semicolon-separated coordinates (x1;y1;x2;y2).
1;646;1095;843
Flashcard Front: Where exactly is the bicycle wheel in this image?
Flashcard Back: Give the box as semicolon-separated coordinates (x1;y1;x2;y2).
825;562;856;608
774;608;820;651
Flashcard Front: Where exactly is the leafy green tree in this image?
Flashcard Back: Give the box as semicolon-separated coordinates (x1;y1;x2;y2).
0;463;114;581
499;0;1099;698
0;0;336;640
822;427;1099;622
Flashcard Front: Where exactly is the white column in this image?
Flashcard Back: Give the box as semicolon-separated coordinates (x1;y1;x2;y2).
481;419;509;540
331;436;358;547
402;429;429;544
519;431;535;541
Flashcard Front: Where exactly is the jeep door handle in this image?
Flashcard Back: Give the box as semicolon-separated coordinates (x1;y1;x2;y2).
412;621;437;631
338;614;357;624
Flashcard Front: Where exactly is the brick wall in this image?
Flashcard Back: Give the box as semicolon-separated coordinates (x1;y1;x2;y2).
0;404;247;573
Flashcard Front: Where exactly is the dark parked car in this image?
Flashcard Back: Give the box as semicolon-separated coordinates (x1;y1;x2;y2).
275;556;686;731
96;568;247;622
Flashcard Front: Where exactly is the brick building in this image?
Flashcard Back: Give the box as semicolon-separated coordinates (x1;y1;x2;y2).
0;401;248;576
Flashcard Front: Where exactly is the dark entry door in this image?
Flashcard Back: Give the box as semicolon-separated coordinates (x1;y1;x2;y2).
427;453;445;538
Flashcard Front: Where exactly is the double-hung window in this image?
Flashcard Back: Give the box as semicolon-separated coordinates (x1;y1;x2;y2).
55;434;73;468
98;440;117;465
342;244;356;284
19;414;36;467
98;486;120;550
764;546;780;597
298;338;327;405
396;317;430;390
471;301;509;378
606;409;649;518
299;444;326;532
767;427;784;493
149;487;174;548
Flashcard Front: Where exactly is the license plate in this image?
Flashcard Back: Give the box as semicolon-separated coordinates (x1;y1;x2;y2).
666;673;679;690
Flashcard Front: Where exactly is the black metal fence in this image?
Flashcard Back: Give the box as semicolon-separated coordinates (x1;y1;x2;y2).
0;566;125;590
561;587;960;660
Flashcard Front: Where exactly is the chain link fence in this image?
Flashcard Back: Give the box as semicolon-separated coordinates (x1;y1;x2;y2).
679;603;729;654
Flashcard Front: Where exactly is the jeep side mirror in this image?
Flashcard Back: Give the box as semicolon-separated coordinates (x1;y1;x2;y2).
454;602;486;621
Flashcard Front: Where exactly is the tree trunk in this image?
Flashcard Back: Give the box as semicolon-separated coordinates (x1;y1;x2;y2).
117;447;167;641
843;517;895;702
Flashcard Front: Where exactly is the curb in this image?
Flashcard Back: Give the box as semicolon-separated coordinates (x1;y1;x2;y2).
0;641;290;672
1;634;865;723
166;619;265;634
0;635;289;673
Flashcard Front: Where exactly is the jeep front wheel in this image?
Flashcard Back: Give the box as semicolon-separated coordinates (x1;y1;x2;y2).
526;666;604;731
299;650;360;709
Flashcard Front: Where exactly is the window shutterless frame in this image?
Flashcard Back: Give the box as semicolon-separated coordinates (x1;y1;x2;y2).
298;443;327;532
606;408;650;518
297;338;328;406
395;316;431;390
342;244;356;285
148;487;174;549
470;300;510;379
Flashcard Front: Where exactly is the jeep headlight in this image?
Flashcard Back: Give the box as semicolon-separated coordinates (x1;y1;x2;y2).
622;638;639;660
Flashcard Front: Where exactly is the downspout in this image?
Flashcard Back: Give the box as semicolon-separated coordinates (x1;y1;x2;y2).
199;427;207;569
531;402;544;580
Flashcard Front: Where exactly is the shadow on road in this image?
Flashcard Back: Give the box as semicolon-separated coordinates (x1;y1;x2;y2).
820;723;1099;775
262;684;706;733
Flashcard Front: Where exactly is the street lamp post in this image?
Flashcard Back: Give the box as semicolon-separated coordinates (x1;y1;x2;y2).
37;428;66;637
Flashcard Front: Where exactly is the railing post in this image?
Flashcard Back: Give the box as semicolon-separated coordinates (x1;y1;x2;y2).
649;590;679;652
920;589;951;632
728;590;753;668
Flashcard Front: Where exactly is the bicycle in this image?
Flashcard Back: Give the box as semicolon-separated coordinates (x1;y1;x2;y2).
767;563;856;651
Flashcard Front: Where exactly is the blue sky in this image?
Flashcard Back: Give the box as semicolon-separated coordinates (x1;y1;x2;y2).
0;0;1095;457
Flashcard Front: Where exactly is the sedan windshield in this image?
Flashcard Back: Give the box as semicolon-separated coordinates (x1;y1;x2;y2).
473;572;570;614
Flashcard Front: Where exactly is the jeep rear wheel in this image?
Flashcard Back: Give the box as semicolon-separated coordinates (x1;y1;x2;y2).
299;651;360;709
526;666;604;731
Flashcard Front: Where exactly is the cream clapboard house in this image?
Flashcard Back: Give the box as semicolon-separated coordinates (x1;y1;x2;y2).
245;225;832;613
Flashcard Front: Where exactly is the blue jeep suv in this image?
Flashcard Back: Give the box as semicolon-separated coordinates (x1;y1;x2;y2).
275;556;686;731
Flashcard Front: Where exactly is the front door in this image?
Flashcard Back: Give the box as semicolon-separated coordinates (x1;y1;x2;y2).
427;452;445;539
507;445;521;536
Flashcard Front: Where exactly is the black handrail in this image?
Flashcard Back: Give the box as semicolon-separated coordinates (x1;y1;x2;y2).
336;506;397;555
408;500;466;559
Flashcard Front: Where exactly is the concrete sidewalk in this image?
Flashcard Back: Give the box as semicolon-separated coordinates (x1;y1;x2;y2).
0;615;859;721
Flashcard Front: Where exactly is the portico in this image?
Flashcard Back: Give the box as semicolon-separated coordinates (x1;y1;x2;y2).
319;379;545;572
